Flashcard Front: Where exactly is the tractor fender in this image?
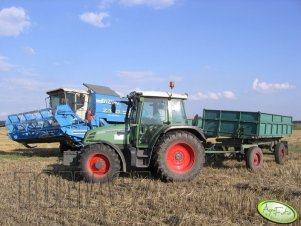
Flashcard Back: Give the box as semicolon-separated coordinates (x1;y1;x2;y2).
163;126;206;142
87;140;126;172
150;126;207;155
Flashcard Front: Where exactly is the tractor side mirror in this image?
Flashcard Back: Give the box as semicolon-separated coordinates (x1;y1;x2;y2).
111;103;116;113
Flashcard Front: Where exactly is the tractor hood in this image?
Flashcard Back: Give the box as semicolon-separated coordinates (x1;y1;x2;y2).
83;124;128;145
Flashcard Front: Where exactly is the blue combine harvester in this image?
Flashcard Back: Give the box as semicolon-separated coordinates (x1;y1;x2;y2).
5;83;127;152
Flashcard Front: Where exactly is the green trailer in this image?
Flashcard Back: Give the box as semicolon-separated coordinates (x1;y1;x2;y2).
192;109;293;171
202;109;292;138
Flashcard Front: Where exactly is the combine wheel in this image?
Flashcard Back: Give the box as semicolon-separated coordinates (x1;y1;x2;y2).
154;131;205;181
274;143;287;164
246;147;263;171
80;144;120;183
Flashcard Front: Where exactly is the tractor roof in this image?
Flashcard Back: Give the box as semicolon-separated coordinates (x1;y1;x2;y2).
46;88;88;95
129;91;188;100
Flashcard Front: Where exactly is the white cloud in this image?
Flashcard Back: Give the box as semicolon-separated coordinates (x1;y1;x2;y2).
253;79;295;93
223;90;236;99
99;0;116;9
0;112;9;120
0;7;30;36
0;76;57;117
0;76;54;91
119;0;176;9
190;90;237;101
23;47;35;55
80;12;110;28
0;56;14;71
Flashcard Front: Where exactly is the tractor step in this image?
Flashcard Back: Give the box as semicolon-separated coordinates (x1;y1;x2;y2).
63;150;81;166
130;148;151;168
136;149;149;158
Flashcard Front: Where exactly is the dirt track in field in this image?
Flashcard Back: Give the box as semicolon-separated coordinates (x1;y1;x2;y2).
0;128;300;225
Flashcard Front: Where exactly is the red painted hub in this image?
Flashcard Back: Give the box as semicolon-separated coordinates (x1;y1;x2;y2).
88;154;110;176
253;152;261;167
166;142;195;174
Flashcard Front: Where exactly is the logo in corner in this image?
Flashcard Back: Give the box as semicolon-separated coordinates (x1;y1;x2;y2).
257;200;298;224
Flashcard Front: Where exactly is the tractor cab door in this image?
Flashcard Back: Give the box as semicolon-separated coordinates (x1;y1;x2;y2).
135;98;168;148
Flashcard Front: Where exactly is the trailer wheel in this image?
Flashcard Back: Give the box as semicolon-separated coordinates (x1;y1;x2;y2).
274;143;287;164
154;131;205;182
80;144;120;183
246;147;263;171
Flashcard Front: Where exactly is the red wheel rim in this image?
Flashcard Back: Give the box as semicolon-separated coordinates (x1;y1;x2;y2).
166;142;195;174
87;154;110;177
253;151;261;168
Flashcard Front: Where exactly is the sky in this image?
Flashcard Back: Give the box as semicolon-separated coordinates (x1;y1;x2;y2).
0;0;301;120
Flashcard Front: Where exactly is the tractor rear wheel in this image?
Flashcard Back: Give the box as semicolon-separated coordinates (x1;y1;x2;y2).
246;147;263;171
80;144;120;183
154;131;205;182
274;143;287;164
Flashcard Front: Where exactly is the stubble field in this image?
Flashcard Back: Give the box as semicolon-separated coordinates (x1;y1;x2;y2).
0;127;300;225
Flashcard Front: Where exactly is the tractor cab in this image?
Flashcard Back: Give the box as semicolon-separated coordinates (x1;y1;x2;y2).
46;88;88;119
128;91;188;124
126;91;189;147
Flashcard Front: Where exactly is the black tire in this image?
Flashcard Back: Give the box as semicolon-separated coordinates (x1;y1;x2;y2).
246;146;263;171
80;144;120;183
153;131;205;182
274;143;287;164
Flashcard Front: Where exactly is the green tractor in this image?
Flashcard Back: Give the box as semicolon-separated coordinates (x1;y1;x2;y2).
79;90;206;183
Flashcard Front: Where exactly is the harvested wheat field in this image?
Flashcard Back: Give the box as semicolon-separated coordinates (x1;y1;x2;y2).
0;127;300;225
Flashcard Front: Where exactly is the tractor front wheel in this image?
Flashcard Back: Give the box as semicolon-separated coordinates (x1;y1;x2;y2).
246;147;263;171
80;144;120;183
154;131;205;182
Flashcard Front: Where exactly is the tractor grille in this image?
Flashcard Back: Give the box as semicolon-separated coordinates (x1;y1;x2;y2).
86;132;96;141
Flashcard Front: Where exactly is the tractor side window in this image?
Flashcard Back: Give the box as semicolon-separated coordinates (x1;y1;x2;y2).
141;98;168;125
171;99;187;124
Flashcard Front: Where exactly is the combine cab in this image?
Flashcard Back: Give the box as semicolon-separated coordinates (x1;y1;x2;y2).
6;84;127;150
46;87;88;120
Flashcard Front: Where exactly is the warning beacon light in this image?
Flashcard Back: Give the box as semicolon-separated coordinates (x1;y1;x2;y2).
169;81;174;95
